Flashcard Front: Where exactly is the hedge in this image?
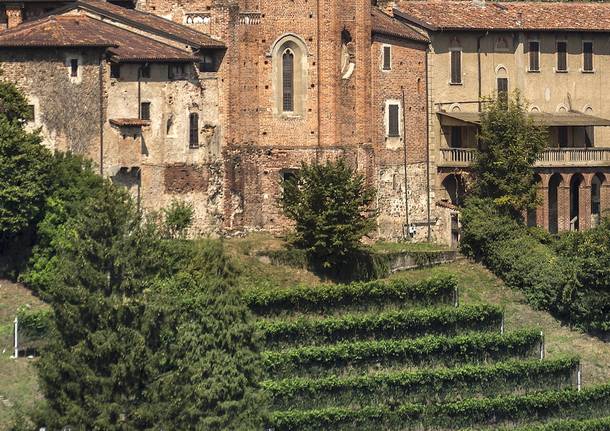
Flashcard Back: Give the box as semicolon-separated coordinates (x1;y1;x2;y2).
512;417;610;431
245;275;457;316
258;304;503;348
268;384;610;430
263;356;579;409
263;329;542;378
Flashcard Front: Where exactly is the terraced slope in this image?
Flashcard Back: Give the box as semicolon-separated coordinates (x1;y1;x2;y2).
248;275;610;430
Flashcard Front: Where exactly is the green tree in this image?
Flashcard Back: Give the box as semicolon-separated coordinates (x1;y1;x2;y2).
0;81;52;243
279;159;376;271
474;92;547;216
34;186;265;430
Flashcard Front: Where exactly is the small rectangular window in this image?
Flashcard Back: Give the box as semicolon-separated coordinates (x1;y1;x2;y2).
382;45;391;71
140;102;151;121
450;127;462;148
528;41;540;71
200;54;217;72
110;63;121;79
168;64;186;80
141;64;151;79
388;104;400;137
556;41;567;71
583;41;593;72
189;113;199;148
70;58;79;77
450;50;461;84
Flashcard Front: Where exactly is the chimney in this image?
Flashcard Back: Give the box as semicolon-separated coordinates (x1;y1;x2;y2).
377;0;396;16
472;0;485;7
6;5;23;29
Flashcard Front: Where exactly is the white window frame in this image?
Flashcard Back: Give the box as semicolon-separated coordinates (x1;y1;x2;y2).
555;40;568;73
582;40;594;73
449;47;462;85
527;40;540;72
385;99;403;139
381;44;392;72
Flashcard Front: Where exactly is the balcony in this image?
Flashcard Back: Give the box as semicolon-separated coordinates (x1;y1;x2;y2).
439;147;610;168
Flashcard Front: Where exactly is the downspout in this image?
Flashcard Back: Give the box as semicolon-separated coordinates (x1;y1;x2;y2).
137;65;142;118
401;86;410;233
99;53;105;176
476;32;488;111
425;46;432;242
316;0;321;161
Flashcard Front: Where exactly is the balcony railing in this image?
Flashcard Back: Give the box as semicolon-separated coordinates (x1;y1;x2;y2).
439;147;610;167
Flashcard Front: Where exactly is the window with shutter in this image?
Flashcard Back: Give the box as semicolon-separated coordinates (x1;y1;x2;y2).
583;41;593;72
70;58;79;77
388;104;400;137
282;49;294;112
189;113;199;148
450;50;461;84
140;102;151;121
382;45;391;71
529;41;540;71
557;41;567;71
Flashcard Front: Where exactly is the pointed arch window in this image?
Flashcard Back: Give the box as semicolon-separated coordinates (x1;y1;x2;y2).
282;49;294;112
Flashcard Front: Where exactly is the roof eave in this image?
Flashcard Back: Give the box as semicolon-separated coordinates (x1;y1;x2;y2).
392;8;438;31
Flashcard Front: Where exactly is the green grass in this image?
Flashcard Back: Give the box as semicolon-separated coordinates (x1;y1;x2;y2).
0;279;46;431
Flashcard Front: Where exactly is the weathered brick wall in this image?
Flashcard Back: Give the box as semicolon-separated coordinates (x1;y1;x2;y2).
0;48;104;164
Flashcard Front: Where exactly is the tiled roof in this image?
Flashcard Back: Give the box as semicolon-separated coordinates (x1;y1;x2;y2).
0;15;115;47
76;0;225;48
109;118;151;127
371;8;429;43
395;1;610;32
0;15;198;62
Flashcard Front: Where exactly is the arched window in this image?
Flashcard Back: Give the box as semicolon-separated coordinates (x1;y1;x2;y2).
282;49;294;112
271;34;308;117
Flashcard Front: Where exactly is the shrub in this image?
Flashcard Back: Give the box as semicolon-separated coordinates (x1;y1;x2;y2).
162;199;195;239
264;357;579;410
245;275;457;316
263;329;542;378
258;305;502;347
278;159;376;274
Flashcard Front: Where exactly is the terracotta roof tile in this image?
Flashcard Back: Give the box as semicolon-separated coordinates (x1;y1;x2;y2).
395;1;610;32
110;118;151;127
371;8;429;43
0;15;197;62
77;0;225;48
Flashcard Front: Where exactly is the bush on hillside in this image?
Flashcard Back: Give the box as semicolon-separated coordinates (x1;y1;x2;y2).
279;159;377;278
162;199;195;239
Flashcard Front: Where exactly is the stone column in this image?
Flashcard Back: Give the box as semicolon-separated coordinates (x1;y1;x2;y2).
600;174;610;221
558;180;571;232
579;173;593;231
537;173;550;231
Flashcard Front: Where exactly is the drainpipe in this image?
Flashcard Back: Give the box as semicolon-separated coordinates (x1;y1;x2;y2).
425;47;432;242
137;64;142;118
401;86;410;234
476;32;488;111
99;54;105;176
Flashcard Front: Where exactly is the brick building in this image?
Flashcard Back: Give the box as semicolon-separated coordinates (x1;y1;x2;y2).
0;0;439;242
4;0;610;244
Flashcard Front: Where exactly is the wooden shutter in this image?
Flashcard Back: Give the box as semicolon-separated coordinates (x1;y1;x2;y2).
529;41;540;71
557;41;567;71
140;102;150;121
388;104;400;137
282;50;294;112
189;113;199;148
583;42;593;71
383;46;391;70
451;50;461;83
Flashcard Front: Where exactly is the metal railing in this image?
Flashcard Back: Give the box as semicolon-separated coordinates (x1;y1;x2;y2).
439;147;610;167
